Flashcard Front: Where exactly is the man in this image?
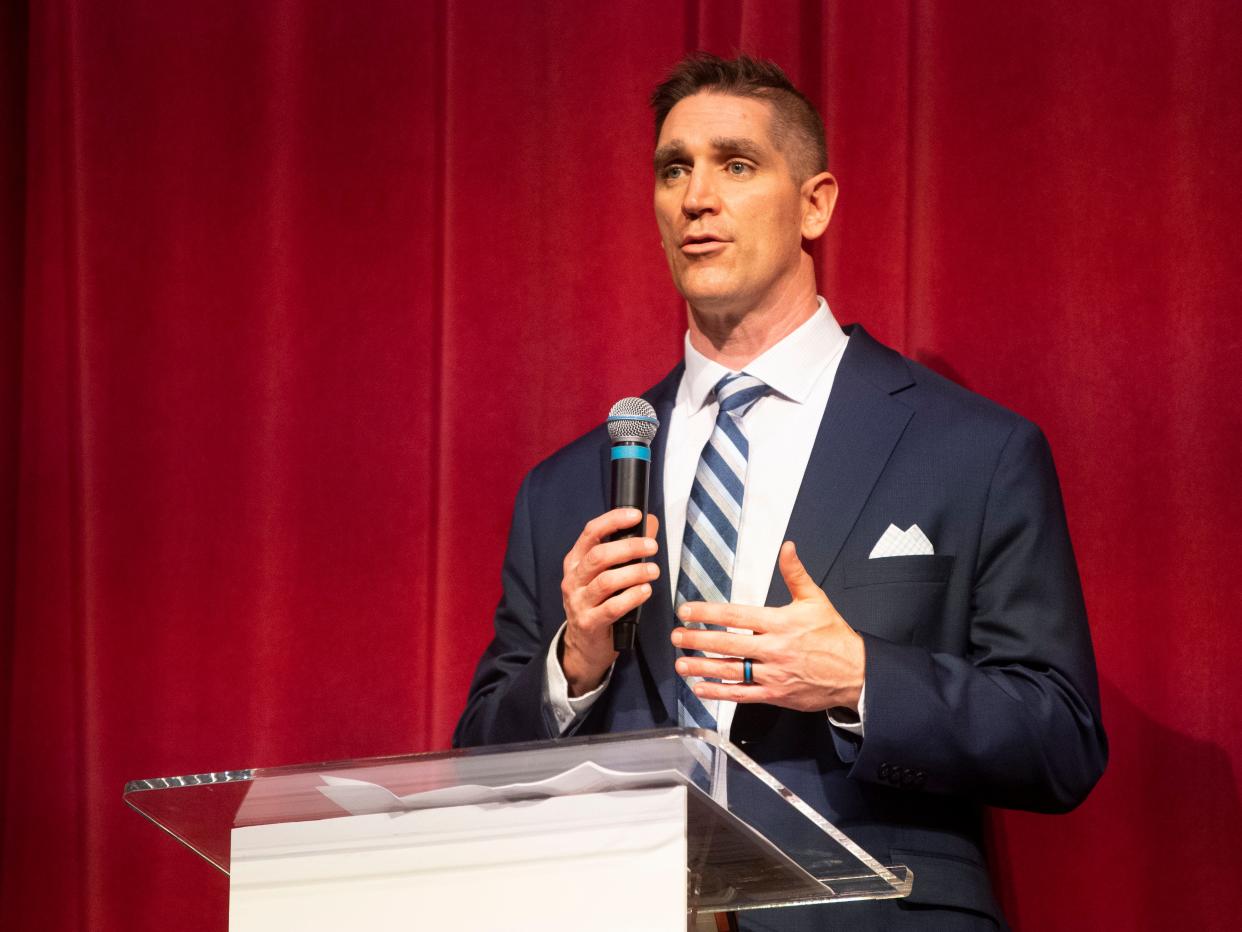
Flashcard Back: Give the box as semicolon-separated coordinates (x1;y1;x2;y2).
454;54;1107;930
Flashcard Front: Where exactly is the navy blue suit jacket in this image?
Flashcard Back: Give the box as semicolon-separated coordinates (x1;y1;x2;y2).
454;326;1107;928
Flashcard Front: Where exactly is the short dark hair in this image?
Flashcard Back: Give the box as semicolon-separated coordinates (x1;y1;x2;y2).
649;53;827;182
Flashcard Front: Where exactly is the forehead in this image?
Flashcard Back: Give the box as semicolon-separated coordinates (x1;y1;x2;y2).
656;92;777;150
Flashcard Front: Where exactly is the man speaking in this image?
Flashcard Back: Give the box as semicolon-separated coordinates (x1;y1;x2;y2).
454;53;1107;930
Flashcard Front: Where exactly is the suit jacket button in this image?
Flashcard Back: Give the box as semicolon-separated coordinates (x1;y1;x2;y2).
878;762;891;780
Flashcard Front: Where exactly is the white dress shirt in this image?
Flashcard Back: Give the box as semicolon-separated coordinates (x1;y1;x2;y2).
545;298;864;736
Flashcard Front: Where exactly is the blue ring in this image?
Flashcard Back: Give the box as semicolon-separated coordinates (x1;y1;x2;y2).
743;658;754;685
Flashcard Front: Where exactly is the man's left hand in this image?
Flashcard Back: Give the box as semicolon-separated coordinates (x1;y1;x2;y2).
671;541;866;713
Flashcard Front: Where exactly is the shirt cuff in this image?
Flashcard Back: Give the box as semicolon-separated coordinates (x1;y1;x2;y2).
827;682;866;737
543;621;613;734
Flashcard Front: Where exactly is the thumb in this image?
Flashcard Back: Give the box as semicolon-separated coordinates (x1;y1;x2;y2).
779;541;826;602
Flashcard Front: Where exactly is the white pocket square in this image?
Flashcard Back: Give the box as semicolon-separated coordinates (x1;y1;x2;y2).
869;523;934;559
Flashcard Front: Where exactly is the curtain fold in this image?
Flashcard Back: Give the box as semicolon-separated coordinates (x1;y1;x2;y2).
0;0;27;825
3;2;1240;929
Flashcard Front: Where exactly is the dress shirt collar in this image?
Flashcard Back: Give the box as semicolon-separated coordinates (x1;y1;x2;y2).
679;297;848;413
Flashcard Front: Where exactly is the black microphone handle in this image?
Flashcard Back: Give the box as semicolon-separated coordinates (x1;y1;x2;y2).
608;444;651;650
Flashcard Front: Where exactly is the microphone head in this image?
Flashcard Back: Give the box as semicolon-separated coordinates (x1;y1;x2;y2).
607;397;659;445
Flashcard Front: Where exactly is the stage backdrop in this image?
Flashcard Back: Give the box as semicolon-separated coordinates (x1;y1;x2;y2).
2;1;1240;929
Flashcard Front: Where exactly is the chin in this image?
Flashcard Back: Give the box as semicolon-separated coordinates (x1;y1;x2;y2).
676;272;741;309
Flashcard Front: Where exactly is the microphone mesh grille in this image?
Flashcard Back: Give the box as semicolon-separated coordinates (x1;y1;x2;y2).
607;397;659;444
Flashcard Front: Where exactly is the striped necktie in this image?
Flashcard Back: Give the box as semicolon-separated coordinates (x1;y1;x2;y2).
676;372;768;730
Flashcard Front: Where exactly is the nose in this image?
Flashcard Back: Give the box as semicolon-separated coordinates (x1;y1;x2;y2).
681;167;720;219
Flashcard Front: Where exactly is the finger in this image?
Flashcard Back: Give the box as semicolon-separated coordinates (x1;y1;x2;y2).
692;681;774;705
564;508;648;575
578;536;658;584
645;513;660;538
592;581;654;625
573;581;654;636
671;627;765;660
779;541;826;602
584;560;659;605
676;600;767;631
675;655;750;682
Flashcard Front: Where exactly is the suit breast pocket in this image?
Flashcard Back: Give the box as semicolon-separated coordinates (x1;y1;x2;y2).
837;556;954;643
843;554;954;588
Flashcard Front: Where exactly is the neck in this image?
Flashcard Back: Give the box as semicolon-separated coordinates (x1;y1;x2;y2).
686;261;819;370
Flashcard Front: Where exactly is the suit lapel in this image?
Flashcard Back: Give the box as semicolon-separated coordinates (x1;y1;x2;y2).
765;325;915;605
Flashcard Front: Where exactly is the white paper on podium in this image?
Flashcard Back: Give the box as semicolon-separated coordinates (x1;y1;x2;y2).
229;785;688;932
315;760;688;816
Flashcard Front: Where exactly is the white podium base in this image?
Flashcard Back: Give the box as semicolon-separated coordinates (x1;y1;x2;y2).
229;786;688;931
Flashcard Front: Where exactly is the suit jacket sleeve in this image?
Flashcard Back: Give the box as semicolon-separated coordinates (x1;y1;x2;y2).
837;420;1108;813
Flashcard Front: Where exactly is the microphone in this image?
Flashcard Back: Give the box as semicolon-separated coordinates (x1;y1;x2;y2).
606;397;660;650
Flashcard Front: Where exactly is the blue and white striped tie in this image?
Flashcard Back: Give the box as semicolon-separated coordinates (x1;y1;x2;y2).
677;372;768;730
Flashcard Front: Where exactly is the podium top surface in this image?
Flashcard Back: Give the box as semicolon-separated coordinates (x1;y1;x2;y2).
125;728;910;912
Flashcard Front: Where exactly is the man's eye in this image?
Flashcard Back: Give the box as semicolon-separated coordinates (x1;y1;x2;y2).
664;165;687;180
727;161;752;176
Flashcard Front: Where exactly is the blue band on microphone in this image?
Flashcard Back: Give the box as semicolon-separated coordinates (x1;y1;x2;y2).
611;446;651;461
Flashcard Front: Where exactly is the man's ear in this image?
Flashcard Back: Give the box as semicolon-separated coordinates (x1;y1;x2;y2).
801;172;838;241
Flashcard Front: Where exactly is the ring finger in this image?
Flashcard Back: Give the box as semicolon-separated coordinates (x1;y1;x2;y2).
675;655;756;684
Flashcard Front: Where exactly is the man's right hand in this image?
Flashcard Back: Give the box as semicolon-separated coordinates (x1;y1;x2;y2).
560;508;660;697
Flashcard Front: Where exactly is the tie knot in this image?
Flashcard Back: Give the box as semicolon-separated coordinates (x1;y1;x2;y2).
714;372;768;418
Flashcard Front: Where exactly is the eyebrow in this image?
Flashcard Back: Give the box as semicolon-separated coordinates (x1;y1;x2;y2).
710;136;765;161
654;136;766;172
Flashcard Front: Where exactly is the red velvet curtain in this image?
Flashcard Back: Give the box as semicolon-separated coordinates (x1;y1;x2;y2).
3;2;1239;929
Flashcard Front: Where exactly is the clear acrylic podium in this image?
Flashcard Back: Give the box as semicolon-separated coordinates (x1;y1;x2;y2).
125;728;911;930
